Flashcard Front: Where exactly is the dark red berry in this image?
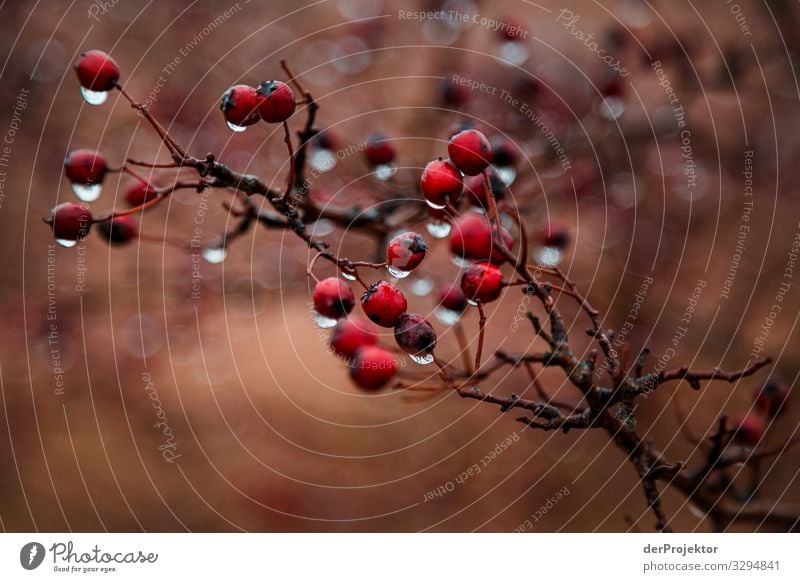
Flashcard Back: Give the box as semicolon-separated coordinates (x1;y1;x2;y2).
464;169;507;208
731;413;765;446
123;178;159;207
491;136;519;167
497;17;527;42
361;280;407;327
420;159;463;207
313;277;355;320
256;80;296;123
438;284;468;313
387;232;428;273
440;78;469;107
364;133;395;166
394;313;437;358
64;149;107;185
461;261;504;304
538;221;570;250
48;202;93;241
97;216;138;245
313;128;339;150
220;85;261;128
449;213;513;264
448;129;492;176
329;317;378;359
350;346;397;390
74;49;120;92
755;380;790;418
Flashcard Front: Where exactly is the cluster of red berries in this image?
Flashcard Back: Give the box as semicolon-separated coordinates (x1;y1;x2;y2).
220;81;296;129
731;379;791;446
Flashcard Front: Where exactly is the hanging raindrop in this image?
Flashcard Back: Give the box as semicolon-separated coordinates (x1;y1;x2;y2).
55;238;78;248
497;42;529;66
425;198;447;210
373;163;397;181
226;120;247;133
386;265;411;279
409;277;434;296
535;246;562;267
409;352;435;365
426;221;451;238
80;87;108;105
310;149;337;173
435;307;461;325
466;298;478;306
495;166;517;185
313;311;338;328
341;270;357;281
71;182;102;202
202;247;227;264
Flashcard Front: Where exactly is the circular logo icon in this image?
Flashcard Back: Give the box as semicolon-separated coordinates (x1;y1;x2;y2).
20;542;45;570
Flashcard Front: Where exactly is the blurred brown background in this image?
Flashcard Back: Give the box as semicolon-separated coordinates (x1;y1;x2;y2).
1;0;799;532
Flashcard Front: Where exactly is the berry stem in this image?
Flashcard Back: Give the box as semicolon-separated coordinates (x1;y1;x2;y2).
474;301;486;372
280;121;296;203
453;321;473;375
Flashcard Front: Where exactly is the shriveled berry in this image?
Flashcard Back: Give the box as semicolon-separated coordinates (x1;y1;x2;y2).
461;261;504;304
394;313;437;357
755;379;790;418
123;178;159;207
97;216;137;245
350;345;397;390
361;280;407;327
450;213;513;264
421;159;463;207
731;413;766;446
538;221;570;250
64;149;107;186
387;232;428;273
256;80;296;123
329;317;378;359
74;49;120;91
491;136;519;167
313;277;355;320
220;84;261;127
364;133;395;166
438;284;468;313
48;202;93;241
464;169;507;207
448;129;492;176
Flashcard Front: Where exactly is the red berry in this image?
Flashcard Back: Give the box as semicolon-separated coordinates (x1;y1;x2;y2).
361;280;407;327
448;129;492;176
387;232;428;273
350;345;397;390
220;85;261;128
440;78;469;107
123;178;159;207
420;159;463;207
313;128;339;150
48;202;92;241
64;149;107;186
538;221;570;250
464;169;507;208
74;49;120;92
755;380;790;418
731;413;766;446
313;277;355;320
364;133;395;166
329;317;378;359
438;284;468;313
491;136;520;167
394;313;437;358
461;261;504;304
497;17;527;42
97;216;138;245
449;213;513;264
256;80;296;123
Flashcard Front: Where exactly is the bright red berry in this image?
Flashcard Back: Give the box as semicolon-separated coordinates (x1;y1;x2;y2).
731;413;766;446
461;261;504;304
538;221;570;250
123;178;159;207
256;80;296;123
450;213;513;264
438;284;468;313
329;317;378;359
74;49;120;91
64;149;108;186
350;345;397;390
387;232;428;274
364;133;395;166
313;277;356;320
491;136;519;167
97;216;138;245
755;380;790;418
47;202;92;241
220;84;261;128
420;159;463;207
464;170;507;207
361;280;407;327
448;129;492;176
394;313;437;358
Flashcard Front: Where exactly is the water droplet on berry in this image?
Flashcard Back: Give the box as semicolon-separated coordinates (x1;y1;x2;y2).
426;220;451;238
497;42;529;66
202;247;227;264
495;166;516;185
410;277;434;296
80;87;108;105
71;182;102;202
313;311;338;328
597;96;626;120
373;163;397;181
535;246;562;267
55;238;77;248
341;270;357;281
424;198;447;210
466;298;478;306
451;255;471;269
226;120;248;133
310;149;337;173
435;307;461;325
409;352;435;365
386;265;411;279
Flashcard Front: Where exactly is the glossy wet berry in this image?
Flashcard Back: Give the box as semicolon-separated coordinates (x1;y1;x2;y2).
364;133;395;167
755;379;790;418
420;159;463;207
394;313;437;358
124;178;159;207
387;232;428;274
450;212;513;264
74;49;120;91
47;202;93;241
256;80;296;123
464;169;507;207
350;345;398;390
461;261;504;304
438;284;468;313
64;149;108;186
220;84;261;128
538;221;570;250
731;413;766;446
361;280;407;327
448;129;492;176
97;216;138;245
313;277;355;320
329;317;378;359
